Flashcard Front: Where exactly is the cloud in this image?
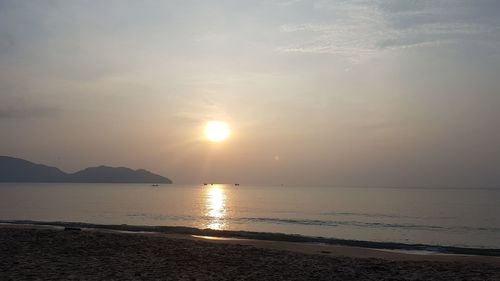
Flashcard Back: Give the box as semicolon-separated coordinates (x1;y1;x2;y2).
278;1;500;62
275;0;303;6
0;106;59;119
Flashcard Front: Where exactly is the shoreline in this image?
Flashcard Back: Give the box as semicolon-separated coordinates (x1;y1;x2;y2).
2;219;500;260
2;224;499;280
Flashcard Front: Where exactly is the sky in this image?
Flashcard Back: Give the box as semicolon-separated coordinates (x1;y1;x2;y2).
1;0;500;187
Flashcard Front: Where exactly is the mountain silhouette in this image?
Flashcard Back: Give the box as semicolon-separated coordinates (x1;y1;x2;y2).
0;156;172;183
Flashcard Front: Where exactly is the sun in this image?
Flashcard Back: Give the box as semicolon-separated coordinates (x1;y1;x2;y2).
204;121;230;142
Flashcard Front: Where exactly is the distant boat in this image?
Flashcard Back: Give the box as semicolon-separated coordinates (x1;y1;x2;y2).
203;183;208;186
234;183;240;186
151;184;160;187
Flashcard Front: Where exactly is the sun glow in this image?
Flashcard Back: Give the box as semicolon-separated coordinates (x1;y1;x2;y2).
204;121;230;142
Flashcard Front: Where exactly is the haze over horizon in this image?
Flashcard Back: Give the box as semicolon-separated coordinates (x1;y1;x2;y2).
1;1;500;187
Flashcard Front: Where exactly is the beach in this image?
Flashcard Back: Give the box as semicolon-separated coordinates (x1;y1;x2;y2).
1;225;499;281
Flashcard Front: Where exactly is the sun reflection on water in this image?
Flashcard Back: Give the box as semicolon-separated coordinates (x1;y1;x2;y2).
204;185;227;230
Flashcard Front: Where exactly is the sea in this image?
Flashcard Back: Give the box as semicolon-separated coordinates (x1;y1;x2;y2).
0;183;499;249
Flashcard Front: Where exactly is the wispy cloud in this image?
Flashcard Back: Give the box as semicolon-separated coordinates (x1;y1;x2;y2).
0;106;59;119
278;1;499;62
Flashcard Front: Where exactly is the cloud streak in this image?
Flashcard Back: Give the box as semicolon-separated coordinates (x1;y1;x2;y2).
278;1;499;62
0;106;59;119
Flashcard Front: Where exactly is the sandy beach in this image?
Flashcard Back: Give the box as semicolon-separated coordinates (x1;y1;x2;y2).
1;225;499;281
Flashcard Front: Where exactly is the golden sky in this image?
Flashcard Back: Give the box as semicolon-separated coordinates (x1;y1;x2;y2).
1;1;500;187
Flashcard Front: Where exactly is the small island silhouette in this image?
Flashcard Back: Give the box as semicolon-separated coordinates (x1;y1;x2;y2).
0;156;172;183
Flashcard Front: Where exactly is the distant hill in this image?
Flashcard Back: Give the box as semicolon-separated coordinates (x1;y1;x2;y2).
0;156;172;183
0;156;67;182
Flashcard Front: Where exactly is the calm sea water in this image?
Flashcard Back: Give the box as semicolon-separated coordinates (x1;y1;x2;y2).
0;183;498;249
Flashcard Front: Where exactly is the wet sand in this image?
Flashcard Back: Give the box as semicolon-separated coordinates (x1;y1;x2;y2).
1;226;499;280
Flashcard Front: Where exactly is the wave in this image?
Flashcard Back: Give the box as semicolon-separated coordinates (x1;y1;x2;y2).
320;211;455;220
3;220;500;257
237;217;500;233
126;213;500;233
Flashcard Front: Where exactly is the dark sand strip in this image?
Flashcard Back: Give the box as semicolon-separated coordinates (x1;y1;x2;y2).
1;225;499;281
3;220;500;257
